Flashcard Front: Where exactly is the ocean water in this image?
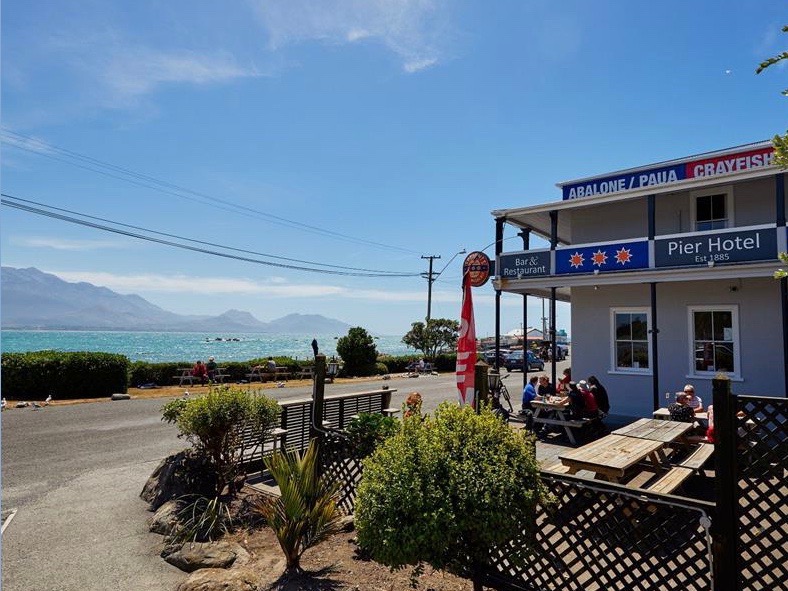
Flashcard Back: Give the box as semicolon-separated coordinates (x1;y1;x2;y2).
0;330;414;363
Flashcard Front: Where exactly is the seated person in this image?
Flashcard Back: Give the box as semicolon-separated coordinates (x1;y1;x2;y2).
537;375;555;400
191;360;208;385
587;375;610;415
555;381;585;418
576;380;599;418
266;356;277;373
521;375;538;411
668;393;696;423
557;367;571;395
682;384;703;412
206;356;218;381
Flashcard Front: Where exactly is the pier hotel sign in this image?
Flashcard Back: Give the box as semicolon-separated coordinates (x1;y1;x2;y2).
655;227;777;267
561;145;774;200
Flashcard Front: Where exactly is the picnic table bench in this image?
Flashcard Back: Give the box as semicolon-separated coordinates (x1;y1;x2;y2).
295;367;314;380
173;368;201;387
531;398;595;445
245;367;272;383
211;367;230;384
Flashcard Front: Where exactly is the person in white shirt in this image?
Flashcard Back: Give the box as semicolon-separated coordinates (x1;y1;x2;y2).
683;384;703;412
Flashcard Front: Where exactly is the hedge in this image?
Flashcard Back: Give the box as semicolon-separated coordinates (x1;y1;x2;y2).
1;351;129;400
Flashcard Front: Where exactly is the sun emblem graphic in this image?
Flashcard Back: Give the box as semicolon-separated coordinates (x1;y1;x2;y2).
614;247;633;265
569;252;585;268
591;249;608;267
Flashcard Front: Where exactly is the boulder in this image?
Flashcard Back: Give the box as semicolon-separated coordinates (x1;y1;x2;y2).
141;449;216;511
149;499;182;536
175;567;259;591
162;541;240;572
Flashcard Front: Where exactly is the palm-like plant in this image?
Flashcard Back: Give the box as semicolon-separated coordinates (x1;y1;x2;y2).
252;440;343;574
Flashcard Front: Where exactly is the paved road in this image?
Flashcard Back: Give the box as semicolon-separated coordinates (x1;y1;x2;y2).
0;363;568;591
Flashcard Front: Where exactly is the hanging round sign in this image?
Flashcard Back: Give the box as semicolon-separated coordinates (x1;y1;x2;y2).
463;251;492;287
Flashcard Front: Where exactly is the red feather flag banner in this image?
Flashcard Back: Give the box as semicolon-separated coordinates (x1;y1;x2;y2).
456;273;477;406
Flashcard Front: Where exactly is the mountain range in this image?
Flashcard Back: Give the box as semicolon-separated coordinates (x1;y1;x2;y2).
0;267;352;334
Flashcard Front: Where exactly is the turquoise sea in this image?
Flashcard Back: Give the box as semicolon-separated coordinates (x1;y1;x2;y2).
0;330;414;363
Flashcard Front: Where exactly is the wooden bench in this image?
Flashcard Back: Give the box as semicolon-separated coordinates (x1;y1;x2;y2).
645;466;694;495
275;367;291;381
382;407;400;417
678;442;715;471
211;368;231;384
295;367;314;379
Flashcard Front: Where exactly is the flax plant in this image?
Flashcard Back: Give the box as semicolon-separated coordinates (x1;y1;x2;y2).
252;440;343;574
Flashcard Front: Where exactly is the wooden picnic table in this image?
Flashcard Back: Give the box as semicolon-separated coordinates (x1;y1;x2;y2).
653;407;708;422
173;368;197;387
612;418;695;443
530;398;589;445
558;434;665;482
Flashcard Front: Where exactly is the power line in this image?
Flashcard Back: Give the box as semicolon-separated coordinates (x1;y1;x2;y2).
2;194;414;275
1;194;421;278
1;128;423;256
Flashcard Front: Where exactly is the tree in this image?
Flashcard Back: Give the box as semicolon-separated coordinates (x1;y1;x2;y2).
161;386;280;495
402;318;460;359
355;403;548;590
756;24;787;169
336;326;378;376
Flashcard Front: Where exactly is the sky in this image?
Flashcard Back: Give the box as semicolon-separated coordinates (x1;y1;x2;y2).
1;1;785;337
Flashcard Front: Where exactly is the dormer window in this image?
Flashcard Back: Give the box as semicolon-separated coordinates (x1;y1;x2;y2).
691;186;734;232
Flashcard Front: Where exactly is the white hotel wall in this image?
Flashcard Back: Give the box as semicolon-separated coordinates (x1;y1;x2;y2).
570;277;784;419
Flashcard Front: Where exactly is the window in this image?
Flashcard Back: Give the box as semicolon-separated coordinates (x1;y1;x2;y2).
689;306;740;377
691;186;734;232
611;308;650;372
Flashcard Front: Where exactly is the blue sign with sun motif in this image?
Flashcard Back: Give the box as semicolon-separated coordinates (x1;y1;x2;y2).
555;240;649;275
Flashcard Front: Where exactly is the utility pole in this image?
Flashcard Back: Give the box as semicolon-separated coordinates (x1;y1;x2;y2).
421;254;441;323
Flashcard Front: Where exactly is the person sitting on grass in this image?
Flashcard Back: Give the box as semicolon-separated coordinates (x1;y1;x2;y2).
191;360;208;386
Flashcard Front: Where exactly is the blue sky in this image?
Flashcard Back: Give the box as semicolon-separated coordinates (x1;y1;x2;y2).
1;1;785;336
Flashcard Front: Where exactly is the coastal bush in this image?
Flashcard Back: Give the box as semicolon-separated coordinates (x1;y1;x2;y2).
344;412;399;459
336;327;378;376
162;387;280;495
1;350;129;400
374;361;389;375
355;403;547;587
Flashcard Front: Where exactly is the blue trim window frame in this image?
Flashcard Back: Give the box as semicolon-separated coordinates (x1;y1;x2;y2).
610;307;652;374
688;305;741;379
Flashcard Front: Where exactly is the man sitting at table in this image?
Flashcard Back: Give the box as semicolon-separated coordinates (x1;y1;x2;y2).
682;384;703;412
521;375;538;411
668;393;696;423
537;375;555;399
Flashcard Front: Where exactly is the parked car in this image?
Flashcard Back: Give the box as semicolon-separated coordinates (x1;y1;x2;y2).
504;350;545;372
483;349;511;367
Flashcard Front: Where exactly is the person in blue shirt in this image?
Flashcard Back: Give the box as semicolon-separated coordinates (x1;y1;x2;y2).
521;375;538;411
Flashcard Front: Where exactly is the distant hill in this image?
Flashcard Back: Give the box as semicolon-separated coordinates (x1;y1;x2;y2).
0;267;352;334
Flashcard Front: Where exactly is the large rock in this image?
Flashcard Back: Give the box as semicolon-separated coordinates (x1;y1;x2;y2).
162;541;240;572
149;499;182;536
141;449;216;511
175;567;260;591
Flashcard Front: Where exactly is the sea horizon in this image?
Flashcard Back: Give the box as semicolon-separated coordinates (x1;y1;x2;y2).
0;329;415;363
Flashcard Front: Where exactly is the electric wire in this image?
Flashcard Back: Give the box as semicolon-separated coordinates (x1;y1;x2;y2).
2;194;415;275
1;128;422;255
1;195;421;278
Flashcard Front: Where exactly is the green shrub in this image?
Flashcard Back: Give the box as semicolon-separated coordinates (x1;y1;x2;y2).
1;350;129;400
344;413;399;459
163;386;280;495
336;327;378;376
251;440;343;574
374;361;389;375
169;495;233;544
355;403;547;585
376;355;417;373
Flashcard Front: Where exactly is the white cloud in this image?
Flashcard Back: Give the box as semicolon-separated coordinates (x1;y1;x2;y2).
13;236;127;251
101;48;260;102
252;0;449;73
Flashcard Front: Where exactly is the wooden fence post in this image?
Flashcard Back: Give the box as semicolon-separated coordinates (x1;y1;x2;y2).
311;354;327;438
711;376;736;591
474;360;490;413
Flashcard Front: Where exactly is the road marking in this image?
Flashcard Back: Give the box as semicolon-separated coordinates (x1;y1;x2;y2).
2;509;18;534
